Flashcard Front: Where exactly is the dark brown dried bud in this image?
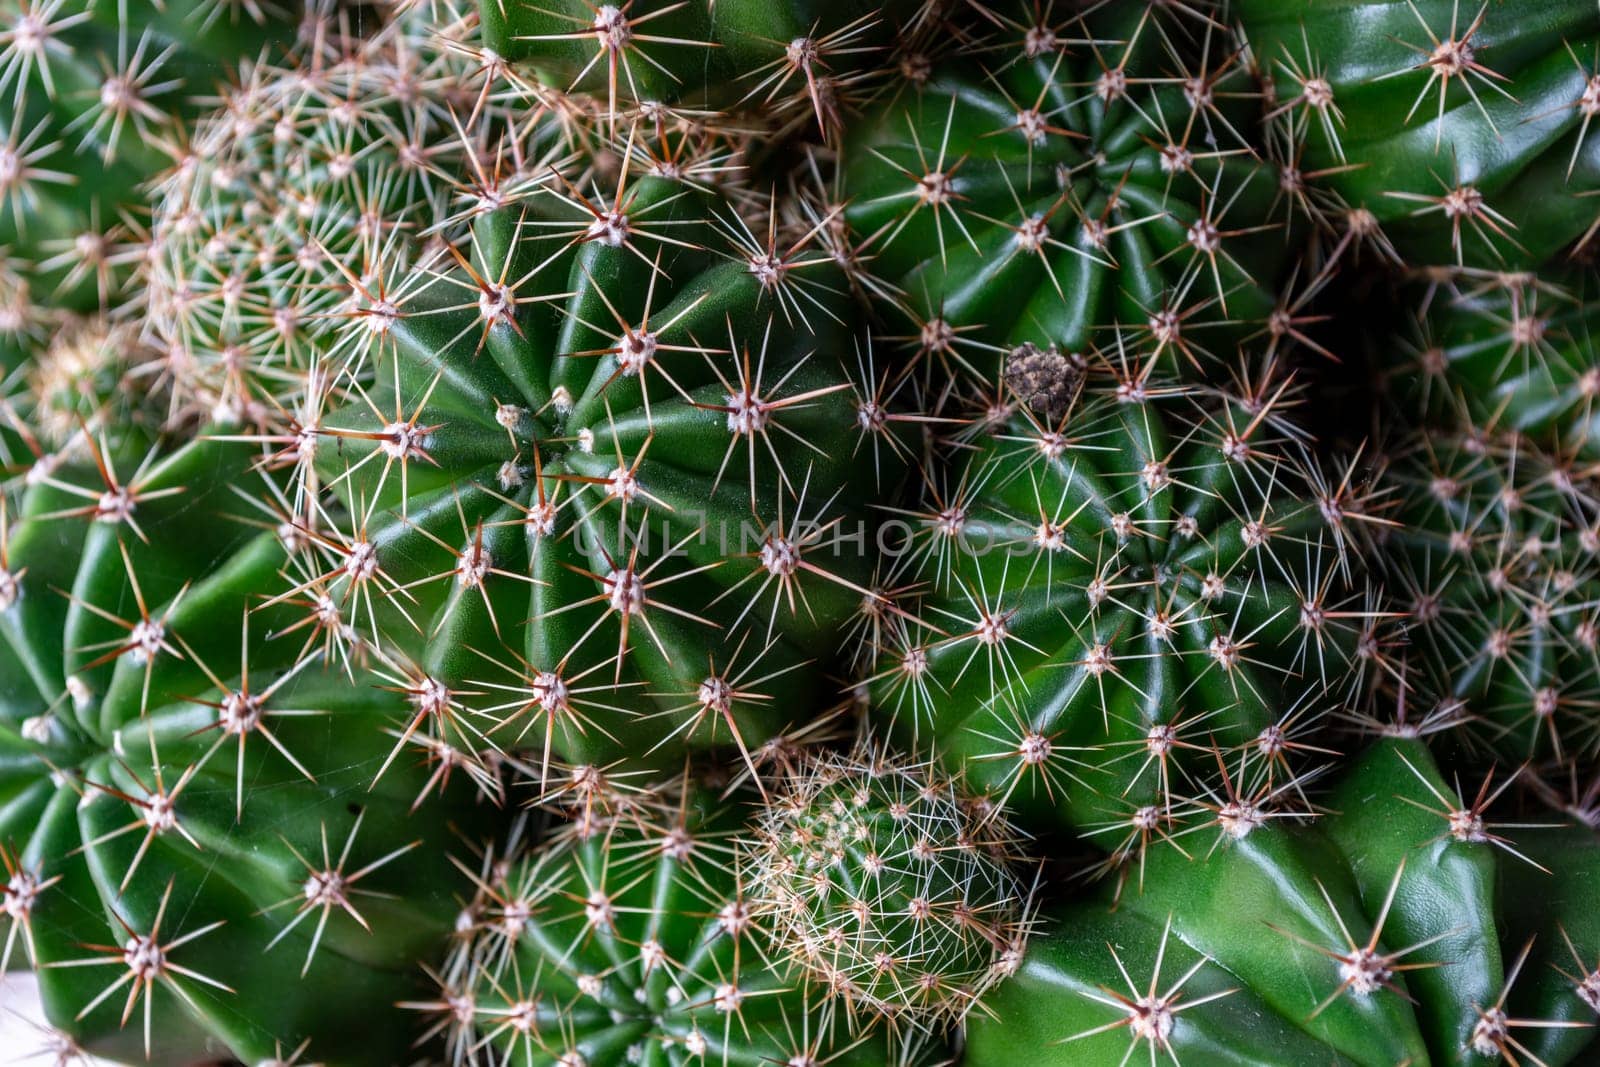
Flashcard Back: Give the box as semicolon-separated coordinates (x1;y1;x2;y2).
1004;342;1081;422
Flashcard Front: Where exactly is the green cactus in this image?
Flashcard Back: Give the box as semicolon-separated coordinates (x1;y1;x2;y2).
747;744;1034;1027
475;0;922;140
1237;0;1600;270
867;352;1373;835
291;145;903;787
2;2;1597;1066
965;737;1600;1067
1387;267;1600;464
2;314;164;448
0;0;313;312
835;1;1289;385
1376;429;1600;765
433;775;943;1066
0;435;490;1064
142;5;498;427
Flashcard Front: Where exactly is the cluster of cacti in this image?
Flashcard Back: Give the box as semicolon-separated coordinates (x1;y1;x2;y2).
0;0;313;312
0;1;1597;1065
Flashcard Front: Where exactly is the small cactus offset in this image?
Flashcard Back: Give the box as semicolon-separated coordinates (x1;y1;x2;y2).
748;745;1034;1029
2;0;1599;1065
3;313;164;448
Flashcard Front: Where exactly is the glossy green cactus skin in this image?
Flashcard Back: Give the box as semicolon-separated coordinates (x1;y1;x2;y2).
477;0;913;131
0;439;482;1065
965;738;1600;1067
314;171;893;782
869;372;1363;834
1391;269;1600;463
1238;0;1600;269
445;784;935;1067
1499;822;1600;1066
1378;431;1600;763
0;0;302;311
839;5;1284;376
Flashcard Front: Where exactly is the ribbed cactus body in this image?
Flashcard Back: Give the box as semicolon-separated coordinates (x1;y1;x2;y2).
869;364;1366;834
477;0;918;137
839;3;1285;380
0;437;485;1064
1389;269;1600;464
306;160;900;783
966;738;1600;1067
1238;0;1600;269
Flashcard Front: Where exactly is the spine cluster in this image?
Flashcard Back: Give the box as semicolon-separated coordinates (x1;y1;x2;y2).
0;2;1597;1066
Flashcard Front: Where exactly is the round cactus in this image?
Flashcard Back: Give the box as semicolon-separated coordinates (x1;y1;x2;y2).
288;132;904;785
4;314;165;447
0;435;489;1064
1376;429;1600;765
747;745;1034;1027
966;737;1600;1067
837;1;1287;383
433;775;940;1066
1238;0;1600;269
0;0;314;312
142;6;499;426
1387;268;1600;464
868;352;1374;834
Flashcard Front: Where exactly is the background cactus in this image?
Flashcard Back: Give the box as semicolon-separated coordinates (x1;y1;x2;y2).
0;436;486;1064
475;0;921;140
1387;268;1600;464
142;4;494;429
966;738;1600;1067
436;774;938;1067
837;1;1288;385
1238;0;1600;270
1376;429;1600;766
0;0;314;312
